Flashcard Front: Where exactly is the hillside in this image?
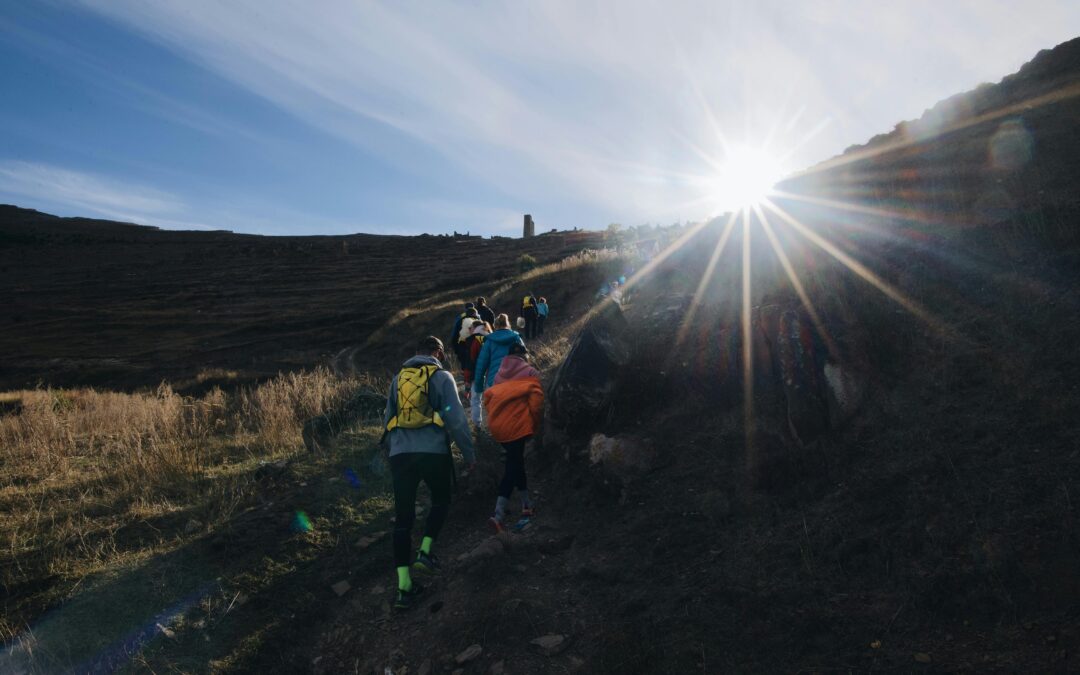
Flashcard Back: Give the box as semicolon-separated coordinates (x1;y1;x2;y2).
297;36;1080;673
0;205;605;392
2;37;1080;675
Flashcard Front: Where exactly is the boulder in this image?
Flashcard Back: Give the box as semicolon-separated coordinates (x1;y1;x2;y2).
587;433;659;486
455;645;483;665
546;303;630;440
823;361;867;428
530;634;569;656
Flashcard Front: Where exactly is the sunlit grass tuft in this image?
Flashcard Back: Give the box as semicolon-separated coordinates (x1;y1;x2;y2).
0;367;360;643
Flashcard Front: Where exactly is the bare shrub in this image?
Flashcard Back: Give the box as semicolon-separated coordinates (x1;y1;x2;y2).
239;368;356;448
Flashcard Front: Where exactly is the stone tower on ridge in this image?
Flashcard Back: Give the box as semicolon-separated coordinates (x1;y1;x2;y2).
523;214;535;238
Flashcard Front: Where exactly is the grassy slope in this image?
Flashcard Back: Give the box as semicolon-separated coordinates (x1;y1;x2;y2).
0;252;628;673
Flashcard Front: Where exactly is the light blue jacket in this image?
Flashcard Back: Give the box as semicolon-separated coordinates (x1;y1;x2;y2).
537;302;549;317
474;329;523;392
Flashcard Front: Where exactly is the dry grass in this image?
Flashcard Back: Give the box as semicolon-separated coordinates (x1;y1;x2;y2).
531;335;574;373
0;367;361;641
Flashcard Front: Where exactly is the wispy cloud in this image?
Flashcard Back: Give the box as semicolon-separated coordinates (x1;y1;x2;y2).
64;1;1080;228
0;160;187;224
0;160;387;235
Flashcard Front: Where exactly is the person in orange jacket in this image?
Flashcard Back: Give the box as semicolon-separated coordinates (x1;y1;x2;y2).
482;342;543;532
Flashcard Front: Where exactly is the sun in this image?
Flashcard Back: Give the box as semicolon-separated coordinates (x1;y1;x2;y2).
711;144;787;212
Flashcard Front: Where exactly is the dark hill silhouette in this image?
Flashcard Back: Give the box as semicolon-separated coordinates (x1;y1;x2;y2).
0;205;606;392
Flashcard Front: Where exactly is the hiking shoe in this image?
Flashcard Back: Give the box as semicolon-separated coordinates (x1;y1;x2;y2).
412;551;442;575
488;516;505;534
520;506;535;519
393;582;425;610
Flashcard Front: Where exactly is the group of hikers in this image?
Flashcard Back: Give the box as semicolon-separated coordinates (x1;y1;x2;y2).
380;293;550;609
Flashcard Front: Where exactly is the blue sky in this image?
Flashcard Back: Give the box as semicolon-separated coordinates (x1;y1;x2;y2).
1;1;1078;236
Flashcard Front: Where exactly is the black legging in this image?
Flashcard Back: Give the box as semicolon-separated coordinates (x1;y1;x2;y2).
498;437;529;499
522;308;538;340
390;453;452;567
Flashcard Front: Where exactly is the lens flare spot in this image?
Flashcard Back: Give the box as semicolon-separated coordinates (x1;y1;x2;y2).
293;510;313;533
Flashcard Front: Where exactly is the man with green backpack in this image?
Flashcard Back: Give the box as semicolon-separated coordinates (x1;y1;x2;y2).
383;336;477;609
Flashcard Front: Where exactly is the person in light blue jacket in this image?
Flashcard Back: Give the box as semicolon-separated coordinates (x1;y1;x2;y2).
536;297;549;336
474;313;525;394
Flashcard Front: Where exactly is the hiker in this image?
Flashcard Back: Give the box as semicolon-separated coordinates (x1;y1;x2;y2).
449;302;475;351
536;296;549;336
520;293;539;340
383;336;477;610
466;317;494;423
482;342;543;532
475;296;495;325
610;281;624;305
454;308;479;367
474;313;525;398
462;319;492;397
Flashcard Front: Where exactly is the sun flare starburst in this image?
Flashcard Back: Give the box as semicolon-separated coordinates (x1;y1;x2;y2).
711;144;787;213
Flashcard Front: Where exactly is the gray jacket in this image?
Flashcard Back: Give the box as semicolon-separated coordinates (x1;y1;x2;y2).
383;355;476;464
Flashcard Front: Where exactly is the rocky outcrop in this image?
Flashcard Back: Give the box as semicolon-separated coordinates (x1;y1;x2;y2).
544;302;630;452
823;361;867;428
586;433;663;488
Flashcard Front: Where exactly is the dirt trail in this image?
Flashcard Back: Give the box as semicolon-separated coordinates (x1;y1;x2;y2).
314;457;587;675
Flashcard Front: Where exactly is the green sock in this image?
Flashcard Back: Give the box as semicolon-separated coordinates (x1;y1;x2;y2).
420;536;434;555
397;566;412;592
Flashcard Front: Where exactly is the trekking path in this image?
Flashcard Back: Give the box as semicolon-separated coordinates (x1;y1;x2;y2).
313;448;589;674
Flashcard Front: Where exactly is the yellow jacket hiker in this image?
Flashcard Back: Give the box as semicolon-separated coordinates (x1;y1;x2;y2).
381;336;476;610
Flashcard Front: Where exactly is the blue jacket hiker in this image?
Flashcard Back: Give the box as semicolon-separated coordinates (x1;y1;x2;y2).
382;336;476;610
536;297;549;336
474;314;525;392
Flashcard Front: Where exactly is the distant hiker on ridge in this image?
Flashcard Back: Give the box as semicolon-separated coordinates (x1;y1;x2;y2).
520;292;539;340
475;296;495;325
483;342;543;533
536;296;549;336
383;336;476;610
473;314;525;420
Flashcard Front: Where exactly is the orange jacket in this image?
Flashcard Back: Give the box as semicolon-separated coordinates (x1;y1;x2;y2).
482;376;544;443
